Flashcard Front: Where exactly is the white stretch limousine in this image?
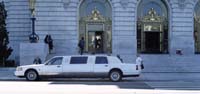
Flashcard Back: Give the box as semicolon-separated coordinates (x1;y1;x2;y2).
15;55;142;82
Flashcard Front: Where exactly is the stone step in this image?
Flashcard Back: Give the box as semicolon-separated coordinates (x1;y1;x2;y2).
142;55;200;72
45;53;200;72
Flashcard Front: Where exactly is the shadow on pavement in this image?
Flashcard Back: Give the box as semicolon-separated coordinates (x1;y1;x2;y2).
0;78;153;89
48;79;153;90
1;78;200;91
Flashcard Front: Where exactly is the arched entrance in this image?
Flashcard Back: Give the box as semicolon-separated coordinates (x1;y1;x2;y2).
79;0;112;54
137;0;169;54
194;1;200;54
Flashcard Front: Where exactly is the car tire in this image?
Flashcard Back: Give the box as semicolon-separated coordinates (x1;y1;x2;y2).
109;70;122;82
25;70;39;81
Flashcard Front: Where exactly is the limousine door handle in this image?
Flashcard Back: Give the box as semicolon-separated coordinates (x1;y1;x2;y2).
105;65;108;67
57;65;61;68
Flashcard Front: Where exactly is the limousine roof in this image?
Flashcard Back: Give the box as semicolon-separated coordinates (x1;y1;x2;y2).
53;55;115;58
51;55;123;62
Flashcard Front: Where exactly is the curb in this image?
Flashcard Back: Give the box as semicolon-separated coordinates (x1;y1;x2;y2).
0;68;16;71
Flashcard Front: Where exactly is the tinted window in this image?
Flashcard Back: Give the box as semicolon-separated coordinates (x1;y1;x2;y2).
95;57;108;64
70;57;88;64
48;57;63;65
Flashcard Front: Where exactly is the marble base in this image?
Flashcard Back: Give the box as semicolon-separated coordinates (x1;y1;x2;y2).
20;43;48;65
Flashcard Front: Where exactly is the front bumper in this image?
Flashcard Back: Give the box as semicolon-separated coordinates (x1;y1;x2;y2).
14;71;24;77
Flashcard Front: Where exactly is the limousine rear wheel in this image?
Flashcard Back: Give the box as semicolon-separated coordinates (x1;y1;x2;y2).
109;70;122;82
25;70;39;81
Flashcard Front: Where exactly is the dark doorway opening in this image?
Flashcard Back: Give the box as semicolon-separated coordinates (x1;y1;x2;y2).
144;32;160;53
95;32;104;53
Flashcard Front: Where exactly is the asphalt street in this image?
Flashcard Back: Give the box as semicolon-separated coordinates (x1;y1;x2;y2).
0;78;200;94
1;69;200;94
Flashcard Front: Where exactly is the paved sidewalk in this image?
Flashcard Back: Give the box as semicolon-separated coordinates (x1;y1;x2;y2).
0;68;22;80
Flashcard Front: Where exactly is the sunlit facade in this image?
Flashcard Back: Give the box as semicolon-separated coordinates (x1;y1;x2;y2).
2;0;200;71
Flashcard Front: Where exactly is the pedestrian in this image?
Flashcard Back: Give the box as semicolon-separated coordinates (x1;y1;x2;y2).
44;34;53;54
33;56;42;64
78;37;85;55
136;54;144;70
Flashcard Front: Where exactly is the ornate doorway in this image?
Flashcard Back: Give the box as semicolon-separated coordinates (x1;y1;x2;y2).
79;7;112;54
137;0;169;54
194;1;200;54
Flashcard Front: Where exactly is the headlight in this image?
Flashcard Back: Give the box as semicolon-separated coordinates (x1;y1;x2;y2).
16;67;23;71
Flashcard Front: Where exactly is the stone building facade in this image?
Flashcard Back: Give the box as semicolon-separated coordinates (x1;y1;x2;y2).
2;0;200;72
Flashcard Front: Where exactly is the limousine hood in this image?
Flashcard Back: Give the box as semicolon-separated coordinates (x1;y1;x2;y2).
16;64;45;72
19;64;44;68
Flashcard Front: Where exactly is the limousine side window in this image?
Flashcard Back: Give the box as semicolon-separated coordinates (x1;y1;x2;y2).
47;57;63;65
95;57;108;64
70;57;88;64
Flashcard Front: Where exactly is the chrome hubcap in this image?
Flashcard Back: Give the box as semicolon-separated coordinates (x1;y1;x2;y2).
111;72;120;81
27;71;37;80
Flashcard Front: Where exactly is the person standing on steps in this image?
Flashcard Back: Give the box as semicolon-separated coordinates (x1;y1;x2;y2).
44;34;54;54
136;54;144;70
78;37;85;55
33;56;42;64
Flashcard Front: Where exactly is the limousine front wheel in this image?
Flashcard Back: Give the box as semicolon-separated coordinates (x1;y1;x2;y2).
109;71;122;82
25;70;39;81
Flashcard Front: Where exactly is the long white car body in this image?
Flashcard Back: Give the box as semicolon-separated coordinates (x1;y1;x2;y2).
15;55;142;82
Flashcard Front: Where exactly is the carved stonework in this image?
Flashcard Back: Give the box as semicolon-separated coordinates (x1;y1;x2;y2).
196;0;200;8
195;16;200;23
174;0;196;10
80;8;111;23
90;8;103;21
177;0;187;9
120;0;129;9
139;8;166;32
62;0;71;9
193;0;199;6
142;8;165;22
195;0;200;23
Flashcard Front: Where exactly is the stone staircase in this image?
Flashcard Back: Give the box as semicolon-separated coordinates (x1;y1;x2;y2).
45;39;79;60
142;55;200;73
45;52;200;73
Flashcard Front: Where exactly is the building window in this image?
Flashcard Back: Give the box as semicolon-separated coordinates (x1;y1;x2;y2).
137;0;169;54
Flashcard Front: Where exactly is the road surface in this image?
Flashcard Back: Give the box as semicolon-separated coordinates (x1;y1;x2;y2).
0;78;200;94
